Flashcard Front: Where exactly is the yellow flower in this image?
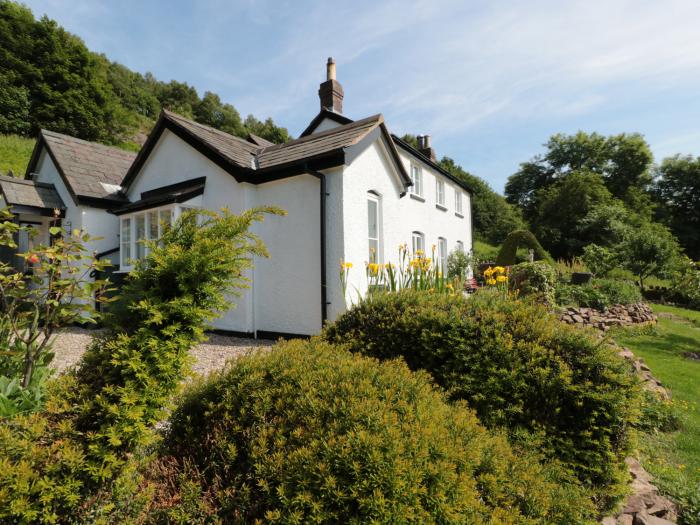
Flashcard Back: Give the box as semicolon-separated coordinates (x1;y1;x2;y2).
367;262;380;274
494;266;506;274
385;263;394;270
496;275;508;283
484;267;494;277
487;278;497;285
410;258;421;269
346;262;353;269
446;283;454;291
416;249;425;256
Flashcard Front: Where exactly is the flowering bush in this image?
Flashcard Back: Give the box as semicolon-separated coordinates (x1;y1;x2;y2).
509;261;558;304
483;265;509;290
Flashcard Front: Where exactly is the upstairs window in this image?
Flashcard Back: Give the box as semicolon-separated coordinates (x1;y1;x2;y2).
455;190;463;215
410;164;423;197
456;240;465;252
367;192;382;263
436;179;446;207
438;237;447;274
412;231;425;256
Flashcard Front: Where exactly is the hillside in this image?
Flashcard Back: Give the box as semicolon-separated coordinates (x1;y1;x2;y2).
0;134;34;176
0;0;290;153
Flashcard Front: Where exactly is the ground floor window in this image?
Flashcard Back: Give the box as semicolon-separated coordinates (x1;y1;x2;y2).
412;231;425;256
367;192;381;263
119;206;181;270
438;237;447;274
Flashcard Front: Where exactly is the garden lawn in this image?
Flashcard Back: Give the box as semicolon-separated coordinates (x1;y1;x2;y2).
614;304;700;520
0;134;34;176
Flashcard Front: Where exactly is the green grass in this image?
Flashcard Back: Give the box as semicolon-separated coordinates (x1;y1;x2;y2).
0;134;34;177
614;304;700;522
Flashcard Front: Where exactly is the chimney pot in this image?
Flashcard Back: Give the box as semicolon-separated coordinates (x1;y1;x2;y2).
326;57;336;81
418;134;436;161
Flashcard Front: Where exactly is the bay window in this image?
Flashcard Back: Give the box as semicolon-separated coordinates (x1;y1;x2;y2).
119;206;182;270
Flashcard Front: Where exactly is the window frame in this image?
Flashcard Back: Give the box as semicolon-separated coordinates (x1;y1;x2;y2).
410;163;423;197
438;237;447;275
412;231;425;256
436;178;446;207
455;189;463;215
119;204;186;271
367;191;382;264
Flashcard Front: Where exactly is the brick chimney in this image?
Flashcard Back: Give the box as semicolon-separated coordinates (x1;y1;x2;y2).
417;135;436;161
318;57;344;114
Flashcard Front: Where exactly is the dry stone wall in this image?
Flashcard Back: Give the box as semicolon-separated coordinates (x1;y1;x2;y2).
560;303;657;331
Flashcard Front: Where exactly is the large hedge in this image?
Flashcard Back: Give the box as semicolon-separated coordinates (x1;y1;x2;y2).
323;289;639;511
163;339;594;524
495;229;552;266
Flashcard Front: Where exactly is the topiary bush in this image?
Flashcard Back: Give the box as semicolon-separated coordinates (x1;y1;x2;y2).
0;207;281;524
509;261;558;304
163;339;595;524
555;278;642;310
495;229;552;266
323;289;639;512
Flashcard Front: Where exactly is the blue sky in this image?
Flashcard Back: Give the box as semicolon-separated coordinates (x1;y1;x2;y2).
22;0;700;192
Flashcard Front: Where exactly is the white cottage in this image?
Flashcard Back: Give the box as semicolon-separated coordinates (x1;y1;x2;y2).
0;59;472;337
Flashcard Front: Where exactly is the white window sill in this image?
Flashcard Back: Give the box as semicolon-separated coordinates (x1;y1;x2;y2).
436;203;447;211
409;193;425;202
455;212;464;218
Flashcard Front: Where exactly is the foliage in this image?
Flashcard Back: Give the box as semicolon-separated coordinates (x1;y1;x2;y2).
669;257;700;310
323;289;640;511
0;211;110;389
495;229;551;266
446;246;472;280
614;304;700;525
0;134;34;176
0;1;290;146
473;239;500;262
555;279;642;310
581;244;619;277
505;131;654;218
165;338;595;524
439;156;526;244
509;261;558;304
0;207;279;524
654;154;700;260
617;222;680;291
528;171;617;259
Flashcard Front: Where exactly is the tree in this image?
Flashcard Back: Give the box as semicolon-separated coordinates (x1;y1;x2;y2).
529;171;615;259
439;156;525;245
617;222;680;291
654;155;700;260
506;131;654;220
495;230;551;266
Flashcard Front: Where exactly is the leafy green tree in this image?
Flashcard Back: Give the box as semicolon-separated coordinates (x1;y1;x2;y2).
617;222;680;291
529;171;615;259
654;155;700;260
0;74;29;135
439;157;525;244
506;131;654;219
243;114;291;144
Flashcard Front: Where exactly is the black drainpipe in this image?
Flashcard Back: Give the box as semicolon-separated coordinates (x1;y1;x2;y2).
305;166;329;325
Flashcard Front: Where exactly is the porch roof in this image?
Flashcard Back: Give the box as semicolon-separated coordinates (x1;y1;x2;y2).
110;177;206;216
0;175;66;217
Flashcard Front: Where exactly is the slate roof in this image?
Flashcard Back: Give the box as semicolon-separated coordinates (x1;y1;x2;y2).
256;115;383;170
111;177;206;215
163;110;259;168
0;174;65;211
27;130;136;203
122;110;408;190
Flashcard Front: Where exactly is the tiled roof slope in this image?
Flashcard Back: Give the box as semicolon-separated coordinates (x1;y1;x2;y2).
256;115;382;170
163;110;259;168
0;174;65;210
38;130;136;201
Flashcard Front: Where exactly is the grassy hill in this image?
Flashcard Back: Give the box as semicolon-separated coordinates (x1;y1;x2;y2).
0;134;34;176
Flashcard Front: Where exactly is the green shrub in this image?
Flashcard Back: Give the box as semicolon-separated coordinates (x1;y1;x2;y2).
556;279;642;310
510;261;558;304
323;289;639;512
164;339;595;524
0;208;280;524
495;229;552;266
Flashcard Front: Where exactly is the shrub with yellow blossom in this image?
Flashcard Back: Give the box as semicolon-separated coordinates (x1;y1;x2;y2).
483;266;509;292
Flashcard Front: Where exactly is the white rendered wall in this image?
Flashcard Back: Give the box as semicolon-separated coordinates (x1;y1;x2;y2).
339;138;472;311
252;174;322;335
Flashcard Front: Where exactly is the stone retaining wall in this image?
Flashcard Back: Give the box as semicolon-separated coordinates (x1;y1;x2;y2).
560;303;657;331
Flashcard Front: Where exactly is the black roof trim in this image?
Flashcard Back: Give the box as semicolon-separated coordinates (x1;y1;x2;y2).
111;177;206;215
299;109;354;137
121;112;252;191
391;134;473;195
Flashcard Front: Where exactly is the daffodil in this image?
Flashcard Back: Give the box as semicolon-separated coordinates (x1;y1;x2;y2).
487;278;497;285
496;275;507;283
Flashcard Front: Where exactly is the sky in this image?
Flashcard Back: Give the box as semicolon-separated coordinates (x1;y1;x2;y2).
20;0;700;193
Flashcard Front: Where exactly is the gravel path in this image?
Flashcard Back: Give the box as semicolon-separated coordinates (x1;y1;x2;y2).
50;327;272;376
